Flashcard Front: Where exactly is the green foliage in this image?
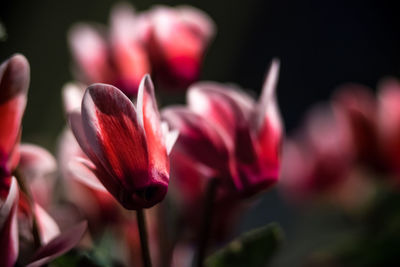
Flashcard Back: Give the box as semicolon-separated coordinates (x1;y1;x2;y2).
206;223;283;267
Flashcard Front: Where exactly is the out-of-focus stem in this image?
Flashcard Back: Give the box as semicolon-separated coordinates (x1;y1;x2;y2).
196;178;219;267
137;209;152;267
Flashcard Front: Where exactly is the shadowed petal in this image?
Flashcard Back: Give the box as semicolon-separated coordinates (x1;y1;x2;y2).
162;106;230;175
26;221;87;267
68;157;107;192
0;176;19;267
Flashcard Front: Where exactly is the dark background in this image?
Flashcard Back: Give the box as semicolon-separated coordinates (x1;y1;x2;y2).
1;0;400;265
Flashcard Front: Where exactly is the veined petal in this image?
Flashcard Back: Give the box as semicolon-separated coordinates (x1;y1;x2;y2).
68;24;113;84
69;110;122;201
0;54;29;174
26;221;87;267
33;203;60;245
137;75;169;178
0;176;19;267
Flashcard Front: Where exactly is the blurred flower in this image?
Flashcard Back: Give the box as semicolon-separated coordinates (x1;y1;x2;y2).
163;60;282;198
280;105;354;201
69;75;178;210
68;3;215;95
146;5;215;89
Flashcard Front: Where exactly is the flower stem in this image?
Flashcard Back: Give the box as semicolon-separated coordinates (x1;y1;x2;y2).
196;178;219;267
137;209;152;267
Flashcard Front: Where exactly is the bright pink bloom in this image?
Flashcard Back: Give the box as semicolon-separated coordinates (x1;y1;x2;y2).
147;5;215;88
163;60;282;197
69;4;150;97
69;75;178;210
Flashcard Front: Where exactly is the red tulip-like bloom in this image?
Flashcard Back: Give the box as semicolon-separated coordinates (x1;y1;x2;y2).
163;60;282;197
69;75;178;210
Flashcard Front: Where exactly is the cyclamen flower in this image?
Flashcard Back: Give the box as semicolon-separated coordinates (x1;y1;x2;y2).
163;60;282;197
69;3;215;95
69;75;178;210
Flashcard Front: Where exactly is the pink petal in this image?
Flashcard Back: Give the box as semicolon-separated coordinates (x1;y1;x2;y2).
110;4;150;96
33;203;60;245
187;82;257;163
69;107;127;206
254;60;283;166
61;82;85;115
68;157;107;192
177;5;216;42
137;75;169;175
0;176;19;267
18;143;56;207
68;24;114;84
161;122;179;155
162;106;230;176
0;54;29;173
26;221;87;267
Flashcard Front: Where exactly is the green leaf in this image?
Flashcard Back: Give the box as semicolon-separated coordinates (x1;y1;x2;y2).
206;223;284;267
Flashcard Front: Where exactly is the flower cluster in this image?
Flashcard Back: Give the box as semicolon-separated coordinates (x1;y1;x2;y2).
69;3;215;97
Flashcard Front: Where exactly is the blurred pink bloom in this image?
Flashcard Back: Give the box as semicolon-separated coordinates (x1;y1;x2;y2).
280;105;354;200
69;75;178;210
69;4;150;97
163;60;282;197
378;78;400;177
69;3;215;94
147;5;215;88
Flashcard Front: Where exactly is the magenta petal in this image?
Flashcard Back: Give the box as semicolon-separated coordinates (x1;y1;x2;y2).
68;24;113;84
68;157;107;192
33;203;60;245
0;176;19;267
137;75;169;175
162;106;230;176
26;221;87;267
0;54;29;173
